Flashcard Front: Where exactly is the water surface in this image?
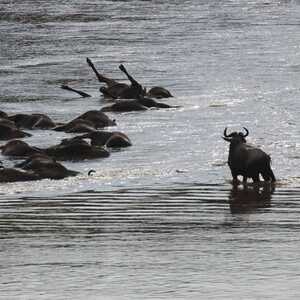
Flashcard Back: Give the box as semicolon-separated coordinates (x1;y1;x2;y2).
0;0;299;299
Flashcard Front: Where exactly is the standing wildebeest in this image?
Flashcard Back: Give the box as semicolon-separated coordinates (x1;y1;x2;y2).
223;127;276;183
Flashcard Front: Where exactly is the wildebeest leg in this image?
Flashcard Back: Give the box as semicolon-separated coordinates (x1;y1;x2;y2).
119;64;141;88
86;58;118;87
61;85;91;98
252;174;260;183
231;171;239;184
262;167;276;182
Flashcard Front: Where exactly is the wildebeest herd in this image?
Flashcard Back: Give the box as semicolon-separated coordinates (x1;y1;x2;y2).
0;58;276;184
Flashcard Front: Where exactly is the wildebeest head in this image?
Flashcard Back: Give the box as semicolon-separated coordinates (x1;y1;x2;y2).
222;127;249;144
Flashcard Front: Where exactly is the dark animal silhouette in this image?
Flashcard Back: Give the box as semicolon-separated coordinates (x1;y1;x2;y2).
0;165;40;182
100;99;148;112
100;97;174;112
66;131;132;148
54;110;116;133
116;64;146;99
15;154;79;180
0;140;42;157
9;113;56;129
0;121;31;140
0;111;8;119
146;86;173;99
223;127;276;183
87;58;131;98
1;139;110;161
54;118;97;133
44;138;110;161
61;85;91;98
0;154;79;182
86;57;173;99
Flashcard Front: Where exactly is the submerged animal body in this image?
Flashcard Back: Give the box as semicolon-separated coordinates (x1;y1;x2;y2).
86;58;173;99
9;113;56;130
16;154;79;180
54;118;97;133
100;96;173;112
100;100;148;112
0;140;41;157
223;127;276;183
146;86;173;99
0;167;40;182
44;138;110;161
54;110;116;133
0;120;31;140
1;138;110;161
69;131;132;148
0;111;8;119
0;154;79;182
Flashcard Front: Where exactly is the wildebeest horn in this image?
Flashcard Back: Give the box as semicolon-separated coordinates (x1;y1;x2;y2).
88;169;96;176
242;127;249;137
222;127;232;142
223;127;230;137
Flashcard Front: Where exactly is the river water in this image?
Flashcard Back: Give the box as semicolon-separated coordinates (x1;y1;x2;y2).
0;0;299;299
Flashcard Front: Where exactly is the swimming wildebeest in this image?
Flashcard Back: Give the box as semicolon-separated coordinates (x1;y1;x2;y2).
223;127;276;183
8;113;56;130
0;154;79;182
53;110;116;132
0;140;42;157
15;154;79;180
0;139;110;161
65;130;132;148
61;58;173;100
0;120;31;140
86;58;173;99
0;165;41;182
44;138;110;161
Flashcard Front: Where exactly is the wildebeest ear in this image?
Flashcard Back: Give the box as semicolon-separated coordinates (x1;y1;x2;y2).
222;136;231;142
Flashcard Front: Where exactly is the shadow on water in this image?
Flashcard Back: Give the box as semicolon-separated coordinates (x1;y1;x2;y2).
228;183;275;214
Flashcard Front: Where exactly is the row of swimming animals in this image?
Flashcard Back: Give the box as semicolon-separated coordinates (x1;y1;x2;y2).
0;58;176;182
0;58;276;184
0;109;130;181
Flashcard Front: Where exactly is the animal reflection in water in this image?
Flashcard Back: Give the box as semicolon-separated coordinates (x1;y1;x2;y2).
229;183;275;214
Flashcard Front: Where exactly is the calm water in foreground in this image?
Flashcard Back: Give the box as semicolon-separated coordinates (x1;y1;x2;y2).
0;0;299;299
